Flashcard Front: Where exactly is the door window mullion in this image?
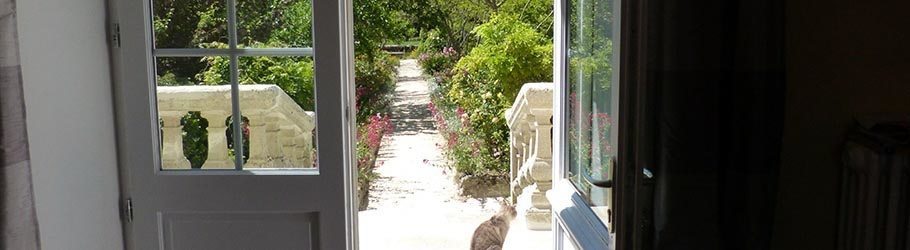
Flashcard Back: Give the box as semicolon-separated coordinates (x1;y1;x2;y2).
225;0;245;169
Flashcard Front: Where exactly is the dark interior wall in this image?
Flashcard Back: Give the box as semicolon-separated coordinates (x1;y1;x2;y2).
772;0;910;249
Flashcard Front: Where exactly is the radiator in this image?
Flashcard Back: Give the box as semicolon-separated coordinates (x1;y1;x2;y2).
838;120;910;250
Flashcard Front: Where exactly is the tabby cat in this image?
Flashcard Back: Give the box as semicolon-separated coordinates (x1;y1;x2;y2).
470;202;518;250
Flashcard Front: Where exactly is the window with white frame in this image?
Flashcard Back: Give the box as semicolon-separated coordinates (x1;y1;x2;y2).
151;0;318;171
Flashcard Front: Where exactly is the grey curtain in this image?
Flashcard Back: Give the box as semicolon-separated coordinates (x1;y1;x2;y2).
1;0;41;249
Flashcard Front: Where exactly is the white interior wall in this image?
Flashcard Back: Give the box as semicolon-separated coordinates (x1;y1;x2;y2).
16;0;124;248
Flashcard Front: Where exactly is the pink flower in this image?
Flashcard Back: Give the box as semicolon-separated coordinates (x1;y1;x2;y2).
441;47;457;57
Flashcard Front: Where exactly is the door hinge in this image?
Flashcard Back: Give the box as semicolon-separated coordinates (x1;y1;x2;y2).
124;198;133;222
111;23;121;48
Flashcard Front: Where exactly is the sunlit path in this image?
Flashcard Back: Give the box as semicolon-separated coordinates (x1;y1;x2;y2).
357;59;500;249
357;59;549;250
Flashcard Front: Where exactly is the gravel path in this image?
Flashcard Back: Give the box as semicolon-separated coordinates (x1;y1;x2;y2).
357;59;548;250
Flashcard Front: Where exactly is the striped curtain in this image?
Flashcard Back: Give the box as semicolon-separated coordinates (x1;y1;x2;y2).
1;0;41;249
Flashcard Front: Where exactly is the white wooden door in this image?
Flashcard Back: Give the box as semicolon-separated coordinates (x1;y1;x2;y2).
108;0;357;249
551;0;621;248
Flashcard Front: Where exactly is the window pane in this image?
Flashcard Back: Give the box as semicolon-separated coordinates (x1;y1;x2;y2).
238;56;317;169
567;0;617;226
155;56;237;170
237;0;313;48
152;0;228;48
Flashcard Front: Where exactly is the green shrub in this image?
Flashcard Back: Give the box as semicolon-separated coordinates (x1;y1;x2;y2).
450;14;552;103
434;14;552;176
197;42;316;110
181;112;208;168
418;47;458;76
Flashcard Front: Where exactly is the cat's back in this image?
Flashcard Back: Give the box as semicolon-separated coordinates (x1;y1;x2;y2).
470;217;508;250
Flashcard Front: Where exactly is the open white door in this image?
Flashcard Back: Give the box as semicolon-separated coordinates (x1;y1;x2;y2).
551;0;621;248
108;0;357;248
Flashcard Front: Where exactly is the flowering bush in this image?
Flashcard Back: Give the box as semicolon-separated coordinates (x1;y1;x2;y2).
355;51;399;121
350;52;397;209
418;46;459;77
428;14;552;177
429;92;509;177
357;114;394;176
356;113;394;189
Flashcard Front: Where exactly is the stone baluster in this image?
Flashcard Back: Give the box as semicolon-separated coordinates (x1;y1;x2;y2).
202;111;232;169
509;131;521;203
245;115;269;168
280;128;297;167
511;125;529;202
519;124;531;167
506;83;554;230
521;112;553;230
292;136;306;167
160;114;190;169
264;115;283;167
300;131;315;167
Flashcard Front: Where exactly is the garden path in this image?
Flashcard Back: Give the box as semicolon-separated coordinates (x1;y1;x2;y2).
357;59;550;250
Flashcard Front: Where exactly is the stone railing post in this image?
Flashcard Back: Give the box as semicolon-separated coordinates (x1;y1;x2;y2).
505;83;553;230
203;111;232;169
509;130;521;202
523;111;553;229
264;115;283;166
301;130;314;167
279;128;297;167
160;114;191;169
245;115;269;168
293;136;307;167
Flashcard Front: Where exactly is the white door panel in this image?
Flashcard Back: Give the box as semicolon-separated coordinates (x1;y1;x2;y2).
160;212;318;249
552;0;619;247
108;0;356;248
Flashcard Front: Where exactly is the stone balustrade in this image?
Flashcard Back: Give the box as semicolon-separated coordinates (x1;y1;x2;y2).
157;85;315;169
505;82;553;230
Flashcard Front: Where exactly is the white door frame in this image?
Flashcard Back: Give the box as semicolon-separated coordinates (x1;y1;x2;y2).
106;0;358;248
550;0;620;248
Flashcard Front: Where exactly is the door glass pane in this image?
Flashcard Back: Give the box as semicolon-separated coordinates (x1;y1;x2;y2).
152;0;228;48
238;56;317;169
237;0;313;48
155;56;237;170
566;0;618;226
152;0;317;171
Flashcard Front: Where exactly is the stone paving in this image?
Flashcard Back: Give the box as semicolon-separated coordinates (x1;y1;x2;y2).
358;59;551;250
